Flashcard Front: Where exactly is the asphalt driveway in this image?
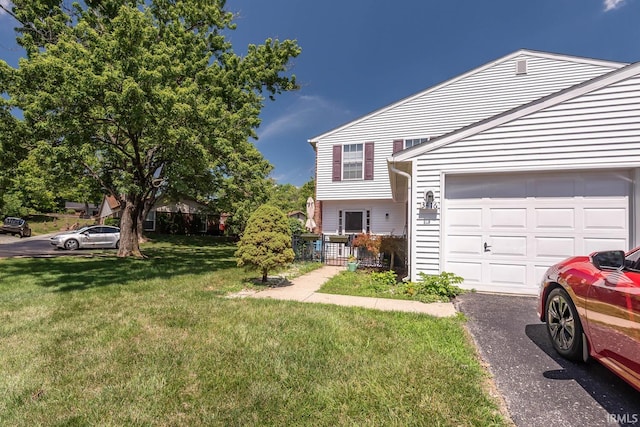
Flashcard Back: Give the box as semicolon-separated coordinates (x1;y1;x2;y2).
456;292;640;427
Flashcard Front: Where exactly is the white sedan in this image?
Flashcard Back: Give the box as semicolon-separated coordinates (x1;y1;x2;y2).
50;225;120;250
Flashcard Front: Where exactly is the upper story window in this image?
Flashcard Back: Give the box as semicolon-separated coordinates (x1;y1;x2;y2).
343;143;363;180
392;138;430;154
332;142;374;182
405;137;429;149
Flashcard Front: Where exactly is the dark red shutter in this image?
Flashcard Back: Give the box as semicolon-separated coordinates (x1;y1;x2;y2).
392;139;404;154
332;145;342;182
364;142;374;180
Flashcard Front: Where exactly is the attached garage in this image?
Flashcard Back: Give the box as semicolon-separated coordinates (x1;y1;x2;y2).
443;170;631;294
390;60;640;295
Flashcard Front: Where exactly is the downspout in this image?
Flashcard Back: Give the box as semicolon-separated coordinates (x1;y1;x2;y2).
389;163;411;282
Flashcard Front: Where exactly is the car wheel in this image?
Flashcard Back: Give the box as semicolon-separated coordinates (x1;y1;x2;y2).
545;287;584;361
64;239;80;251
115;240;119;249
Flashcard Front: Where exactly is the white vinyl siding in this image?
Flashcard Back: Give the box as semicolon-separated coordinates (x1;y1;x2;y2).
410;74;640;285
322;200;406;236
314;52;622;201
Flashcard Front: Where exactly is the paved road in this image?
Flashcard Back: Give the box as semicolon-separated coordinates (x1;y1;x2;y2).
456;292;640;427
0;233;62;257
0;233;116;258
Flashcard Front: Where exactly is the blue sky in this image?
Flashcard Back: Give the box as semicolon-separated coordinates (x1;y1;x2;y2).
2;0;640;186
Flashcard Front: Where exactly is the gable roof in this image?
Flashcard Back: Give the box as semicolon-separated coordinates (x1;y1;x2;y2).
308;49;626;147
389;60;640;162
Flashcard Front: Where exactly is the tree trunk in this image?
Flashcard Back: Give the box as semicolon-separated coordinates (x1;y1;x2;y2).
262;268;268;283
137;192;158;244
117;195;145;258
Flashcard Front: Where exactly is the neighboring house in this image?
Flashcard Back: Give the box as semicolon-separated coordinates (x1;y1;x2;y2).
97;195;228;235
288;210;306;223
65;201;99;217
310;49;640;295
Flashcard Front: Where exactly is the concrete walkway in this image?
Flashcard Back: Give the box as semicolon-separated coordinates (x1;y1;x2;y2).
250;265;457;317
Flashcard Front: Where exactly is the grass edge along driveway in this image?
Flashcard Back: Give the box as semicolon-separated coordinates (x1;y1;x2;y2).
0;236;511;426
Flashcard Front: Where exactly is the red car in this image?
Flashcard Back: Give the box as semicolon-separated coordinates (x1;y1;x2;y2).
538;248;640;392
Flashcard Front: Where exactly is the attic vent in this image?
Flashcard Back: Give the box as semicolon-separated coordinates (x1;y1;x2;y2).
515;59;528;75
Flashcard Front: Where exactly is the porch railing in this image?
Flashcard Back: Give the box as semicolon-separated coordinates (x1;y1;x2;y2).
292;234;407;272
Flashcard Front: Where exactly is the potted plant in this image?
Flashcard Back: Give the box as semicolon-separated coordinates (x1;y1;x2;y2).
347;254;358;272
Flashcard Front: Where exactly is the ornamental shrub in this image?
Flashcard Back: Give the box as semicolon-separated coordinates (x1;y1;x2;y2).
235;204;295;283
399;271;465;302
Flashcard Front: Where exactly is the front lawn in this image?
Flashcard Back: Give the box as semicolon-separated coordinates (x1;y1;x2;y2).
0;236;508;426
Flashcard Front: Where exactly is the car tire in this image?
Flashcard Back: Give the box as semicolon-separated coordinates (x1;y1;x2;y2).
115;240;119;249
545;287;584;361
64;239;80;251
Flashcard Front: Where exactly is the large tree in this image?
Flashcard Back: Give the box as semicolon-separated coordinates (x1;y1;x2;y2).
0;0;300;256
0;61;28;217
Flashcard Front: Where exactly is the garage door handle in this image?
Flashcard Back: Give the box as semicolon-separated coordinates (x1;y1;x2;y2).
484;242;491;252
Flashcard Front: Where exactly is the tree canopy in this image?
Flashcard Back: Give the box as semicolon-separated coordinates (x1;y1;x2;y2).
0;0;301;256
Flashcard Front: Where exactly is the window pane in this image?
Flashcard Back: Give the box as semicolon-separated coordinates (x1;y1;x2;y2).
343;143;363;180
405;138;429;149
345;211;363;233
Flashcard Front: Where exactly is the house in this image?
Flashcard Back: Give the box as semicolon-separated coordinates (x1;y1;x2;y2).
97;195;228;235
287;210;306;223
310;49;640;295
64;201;99;218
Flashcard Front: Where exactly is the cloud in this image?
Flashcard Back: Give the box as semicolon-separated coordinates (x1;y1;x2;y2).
257;94;351;142
603;0;626;11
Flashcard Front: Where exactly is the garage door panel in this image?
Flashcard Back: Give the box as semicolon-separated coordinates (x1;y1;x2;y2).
446;261;482;283
583;208;627;230
490;209;526;228
535;237;575;258
583;238;629;254
533;177;576;198
490;236;527;256
584;174;630;197
489;263;526;286
535;265;553;282
443;170;630;295
491;179;528;198
535;208;575;229
447;235;482;255
447;208;482;228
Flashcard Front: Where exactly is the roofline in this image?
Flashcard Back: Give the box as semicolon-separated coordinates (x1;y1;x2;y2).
308;49;627;145
392;60;640;161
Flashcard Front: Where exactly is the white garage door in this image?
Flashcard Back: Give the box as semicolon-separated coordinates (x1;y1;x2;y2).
444;170;631;294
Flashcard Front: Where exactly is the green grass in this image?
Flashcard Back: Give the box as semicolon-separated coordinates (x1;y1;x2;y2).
319;270;453;303
0;236;509;426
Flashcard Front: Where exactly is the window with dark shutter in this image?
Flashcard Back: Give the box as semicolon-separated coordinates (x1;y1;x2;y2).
392;139;403;154
364;142;374;180
332;145;342;182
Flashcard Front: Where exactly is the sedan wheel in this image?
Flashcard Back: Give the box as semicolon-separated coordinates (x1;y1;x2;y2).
545;288;584;361
64;239;80;251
